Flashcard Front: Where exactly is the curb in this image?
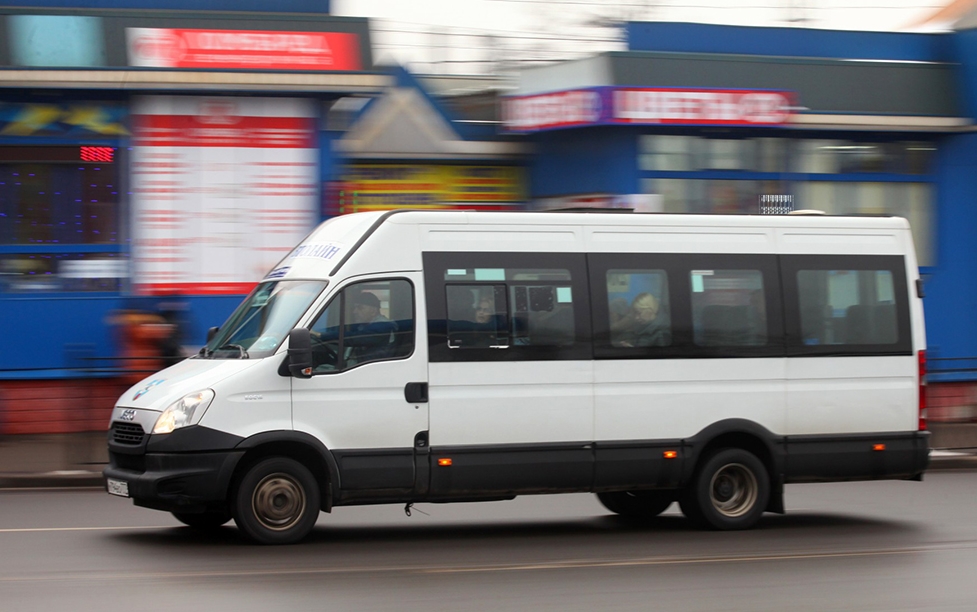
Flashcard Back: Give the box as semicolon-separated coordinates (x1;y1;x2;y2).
0;471;105;489
2;453;976;489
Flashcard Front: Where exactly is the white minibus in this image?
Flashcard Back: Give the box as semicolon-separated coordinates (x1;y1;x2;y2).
104;210;929;544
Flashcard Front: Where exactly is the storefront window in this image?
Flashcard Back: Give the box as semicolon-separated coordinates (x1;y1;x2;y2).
638;136;695;171
791;139;934;175
639;135;935;266
757;138;788;173
0;252;125;293
701;139;754;171
0;150;120;245
0;146;122;293
643;178;789;215
795;182;933;266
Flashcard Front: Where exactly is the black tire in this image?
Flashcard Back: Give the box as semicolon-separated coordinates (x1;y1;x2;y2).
597;491;674;518
232;457;320;545
172;510;231;530
680;448;769;530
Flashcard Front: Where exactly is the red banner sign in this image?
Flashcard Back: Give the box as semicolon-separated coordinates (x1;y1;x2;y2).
612;88;794;125
126;27;362;71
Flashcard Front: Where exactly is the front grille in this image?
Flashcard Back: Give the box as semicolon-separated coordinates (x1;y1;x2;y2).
112;421;145;445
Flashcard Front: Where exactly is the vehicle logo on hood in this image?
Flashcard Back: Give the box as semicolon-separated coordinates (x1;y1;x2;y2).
133;379;165;401
120;409;137;421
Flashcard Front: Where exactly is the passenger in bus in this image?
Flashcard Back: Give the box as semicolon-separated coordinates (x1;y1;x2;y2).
611;292;670;347
475;297;496;325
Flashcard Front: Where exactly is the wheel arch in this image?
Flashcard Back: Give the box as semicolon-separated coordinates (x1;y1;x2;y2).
234;431;340;511
683;419;785;493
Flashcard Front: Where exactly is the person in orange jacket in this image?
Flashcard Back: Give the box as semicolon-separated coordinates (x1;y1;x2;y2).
111;311;175;387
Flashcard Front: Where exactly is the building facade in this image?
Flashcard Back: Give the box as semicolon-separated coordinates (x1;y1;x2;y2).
503;22;977;409
0;1;522;434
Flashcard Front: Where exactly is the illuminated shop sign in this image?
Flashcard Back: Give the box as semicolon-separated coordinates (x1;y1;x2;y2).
126;28;362;71
503;87;795;132
334;164;524;214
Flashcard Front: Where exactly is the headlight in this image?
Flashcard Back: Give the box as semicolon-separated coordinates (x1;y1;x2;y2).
153;389;215;435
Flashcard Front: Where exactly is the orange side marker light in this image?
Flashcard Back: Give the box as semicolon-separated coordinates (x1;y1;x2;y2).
663;450;678;459
873;444;886;452
437;458;453;466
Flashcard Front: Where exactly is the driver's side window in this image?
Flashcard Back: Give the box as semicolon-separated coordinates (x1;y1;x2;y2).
308;279;414;373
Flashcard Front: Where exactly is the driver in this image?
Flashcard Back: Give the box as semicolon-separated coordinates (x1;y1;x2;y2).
346;292;398;363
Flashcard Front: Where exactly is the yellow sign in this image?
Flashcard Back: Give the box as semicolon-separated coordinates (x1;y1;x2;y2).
336;164;524;213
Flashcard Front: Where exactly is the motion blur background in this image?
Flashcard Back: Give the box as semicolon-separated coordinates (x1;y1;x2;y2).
2;0;977;473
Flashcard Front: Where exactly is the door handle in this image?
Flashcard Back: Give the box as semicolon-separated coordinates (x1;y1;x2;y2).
405;382;428;403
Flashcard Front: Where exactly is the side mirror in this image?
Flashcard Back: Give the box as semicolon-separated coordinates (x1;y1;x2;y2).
287;328;313;378
206;326;219;343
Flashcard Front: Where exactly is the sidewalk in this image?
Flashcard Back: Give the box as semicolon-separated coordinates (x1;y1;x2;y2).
1;424;976;488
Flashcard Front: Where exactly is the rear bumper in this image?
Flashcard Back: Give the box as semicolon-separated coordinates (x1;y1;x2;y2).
784;430;930;483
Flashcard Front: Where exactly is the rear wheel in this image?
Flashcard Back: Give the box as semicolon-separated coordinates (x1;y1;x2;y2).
172;510;231;530
680;448;769;530
232;457;320;545
597;491;674;518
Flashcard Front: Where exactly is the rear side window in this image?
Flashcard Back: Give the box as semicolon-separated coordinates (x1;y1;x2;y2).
691;269;767;347
797;270;897;346
424;253;591;362
782;255;911;356
590;253;782;359
443;268;576;349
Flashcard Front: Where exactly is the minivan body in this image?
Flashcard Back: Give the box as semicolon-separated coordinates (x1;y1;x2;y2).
104;210;929;543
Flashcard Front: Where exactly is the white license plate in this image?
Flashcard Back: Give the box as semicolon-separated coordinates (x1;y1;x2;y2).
107;479;129;498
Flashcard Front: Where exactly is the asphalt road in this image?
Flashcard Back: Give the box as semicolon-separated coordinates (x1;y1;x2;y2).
3;472;977;611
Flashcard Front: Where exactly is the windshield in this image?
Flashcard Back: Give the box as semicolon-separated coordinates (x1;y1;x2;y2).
200;280;327;359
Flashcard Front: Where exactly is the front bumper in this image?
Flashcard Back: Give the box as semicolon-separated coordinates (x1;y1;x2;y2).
104;423;246;514
104;450;244;513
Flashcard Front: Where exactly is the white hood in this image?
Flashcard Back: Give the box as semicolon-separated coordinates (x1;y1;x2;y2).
117;358;264;412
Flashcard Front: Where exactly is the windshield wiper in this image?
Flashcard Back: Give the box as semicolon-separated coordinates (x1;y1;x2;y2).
197;346;213;358
216;343;249;359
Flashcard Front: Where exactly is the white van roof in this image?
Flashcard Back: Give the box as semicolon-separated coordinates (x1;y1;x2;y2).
264;210;916;283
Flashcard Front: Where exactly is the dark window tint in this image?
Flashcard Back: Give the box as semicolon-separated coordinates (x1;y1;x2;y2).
691;269;767;347
797;270;898;346
443;269;576;349
308;279;414;373
446;284;509;348
782;255;911;356
425;253;590;362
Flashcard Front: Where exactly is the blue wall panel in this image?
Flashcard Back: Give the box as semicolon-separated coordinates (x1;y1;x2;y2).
0;295;123;378
0;293;242;379
951;29;977;120
922;133;977;375
530;128;638;198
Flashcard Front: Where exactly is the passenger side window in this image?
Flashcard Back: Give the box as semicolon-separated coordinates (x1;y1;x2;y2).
443;267;576;349
691;269;767;347
307;279;414;373
606;270;672;348
797;269;897;346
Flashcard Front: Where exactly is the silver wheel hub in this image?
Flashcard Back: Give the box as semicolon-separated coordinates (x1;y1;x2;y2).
252;473;306;531
709;463;758;518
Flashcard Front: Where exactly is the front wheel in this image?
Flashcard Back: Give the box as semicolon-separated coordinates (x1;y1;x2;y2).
680;448;769;530
597;491;674;518
232;457;320;545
